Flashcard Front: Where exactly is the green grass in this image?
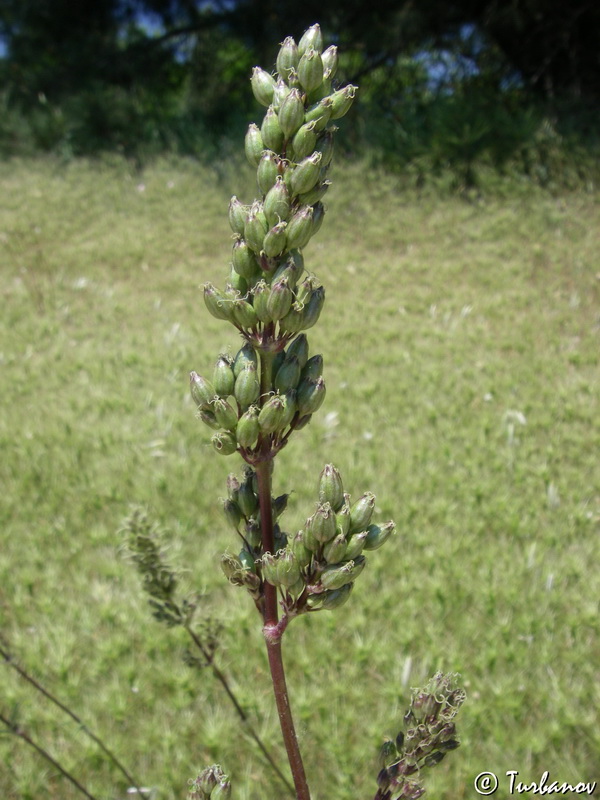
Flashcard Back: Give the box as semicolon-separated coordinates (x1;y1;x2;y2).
1;156;599;800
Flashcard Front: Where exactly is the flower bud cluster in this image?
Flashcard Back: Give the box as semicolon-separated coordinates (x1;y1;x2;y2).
188;764;231;800
258;464;396;614
375;673;465;800
202;23;356;345
190;335;325;457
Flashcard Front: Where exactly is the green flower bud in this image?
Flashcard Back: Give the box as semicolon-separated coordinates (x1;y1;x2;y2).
204;282;234;321
212;430;238;456
223;498;242;530
278;301;304;334
228;196;248;236
320;555;366;590
238;479;258;518
330;84;358;120
285;333;309;368
278;88;305;138
320;582;353;610
304;97;333;131
276;549;301;587
213;356;235;397
298;48;324;93
262;221;288;258
234;362;260;409
251;66;276;107
319;463;344;511
232;297;258;329
213;397;238;431
363;520;396;551
258;393;285;434
298;179;330;207
297;375;326;415
232;237;259;280
190;371;216;407
233;343;258;376
276;36;299;79
300;353;323;380
257;151;280;196
264;176;291;227
251;280;271;323
321;45;339;79
286;205;314;250
291;152;323;197
344;530;368;560
349;492;376;534
323;532;347;564
267;276;293;321
199;407;220;430
291;120;318;162
236;405;260;448
245;123;264;167
300;285;325;330
195;765;224;796
298;24;323;57
274;354;301;393
244;202;268;254
311;201;326;236
291;530;312;568
307;502;337;543
260;106;284;153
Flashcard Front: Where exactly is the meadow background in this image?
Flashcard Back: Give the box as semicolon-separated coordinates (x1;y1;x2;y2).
1;153;599;799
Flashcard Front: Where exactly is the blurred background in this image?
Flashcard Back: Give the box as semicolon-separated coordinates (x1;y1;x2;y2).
1;0;599;188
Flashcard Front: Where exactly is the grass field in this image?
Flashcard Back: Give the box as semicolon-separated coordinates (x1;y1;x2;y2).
1;157;599;800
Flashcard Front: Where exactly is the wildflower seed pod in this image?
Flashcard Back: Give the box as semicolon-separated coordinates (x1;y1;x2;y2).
232;238;259;280
298;23;323;57
323;532;347;564
298;179;330;207
304;97;333;131
234;362;260;409
330;85;358;120
258;393;285;435
267;276;293;321
257;151;279;196
307;502;337;543
232;297;258;330
336;496;351;536
276;549;301;588
279;390;297;430
213;397;238;431
251;280;271;323
204;282;234;322
300;353;323;380
244;202;268;254
278;88;305;138
279;300;304;334
276;36;299;79
291;530;312;568
212;430;238;456
229;196;248;236
349;492;376;534
190;372;216;408
244;123;264;167
213;780;232;800
363;520;396;551
272;493;289;521
311;201;326;237
321;582;353;610
236;405;260;448
291;152;323;197
227;473;240;501
300;285;325;330
272;78;291;111
298;48;324;93
260;106;284;152
228;264;247;295
317;126;336;166
286;205;314;250
238;478;259;518
274;354;301;393
233;343;258;376
263;221;288;258
199;407;220;430
251;66;276;107
302;520;319;552
297;375;326;415
261;552;280;586
245;517;261;548
320;555;366;590
344;530;368;560
264;176;291;227
223;498;242;530
285;333;309;368
291;121;318;162
319;464;344;511
238;547;256;573
321;45;339;79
